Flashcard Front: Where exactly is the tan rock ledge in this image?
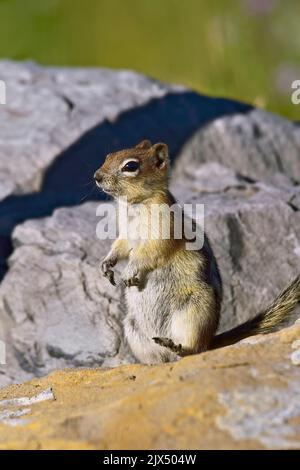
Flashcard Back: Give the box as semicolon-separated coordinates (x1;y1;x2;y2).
0;321;299;450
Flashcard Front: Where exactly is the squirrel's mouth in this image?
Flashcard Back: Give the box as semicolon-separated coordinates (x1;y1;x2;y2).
95;181;114;195
102;187;115;196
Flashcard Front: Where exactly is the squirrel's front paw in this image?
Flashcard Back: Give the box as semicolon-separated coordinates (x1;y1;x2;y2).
101;255;117;286
122;265;142;288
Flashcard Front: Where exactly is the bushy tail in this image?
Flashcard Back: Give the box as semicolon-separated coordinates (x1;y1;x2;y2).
210;275;300;350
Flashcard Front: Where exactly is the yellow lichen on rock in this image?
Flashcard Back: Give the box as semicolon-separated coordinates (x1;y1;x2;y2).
0;323;299;450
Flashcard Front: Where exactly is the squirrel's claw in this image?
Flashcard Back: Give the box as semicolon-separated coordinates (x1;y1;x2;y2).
122;263;142;288
101;257;117;286
106;268;116;286
123;275;140;288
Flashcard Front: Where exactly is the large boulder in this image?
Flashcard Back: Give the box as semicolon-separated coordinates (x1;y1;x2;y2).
0;202;134;386
0;320;299;449
0;60;181;200
171;166;300;330
173;109;300;185
0;60;184;279
0;60;251;280
0;172;299;386
0;61;299;389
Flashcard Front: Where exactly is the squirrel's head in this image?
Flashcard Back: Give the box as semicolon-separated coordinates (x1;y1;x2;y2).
94;140;169;203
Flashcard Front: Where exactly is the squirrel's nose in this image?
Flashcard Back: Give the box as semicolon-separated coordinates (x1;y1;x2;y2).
94;171;103;183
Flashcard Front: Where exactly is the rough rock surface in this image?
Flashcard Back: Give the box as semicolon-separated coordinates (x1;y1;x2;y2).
0;62;299;394
0;172;299;387
0;202;135;386
172;167;300;330
0;60;181;200
174;109;300;185
0;60;250;277
0;321;299;450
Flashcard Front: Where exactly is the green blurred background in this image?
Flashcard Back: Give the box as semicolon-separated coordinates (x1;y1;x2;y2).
0;0;299;119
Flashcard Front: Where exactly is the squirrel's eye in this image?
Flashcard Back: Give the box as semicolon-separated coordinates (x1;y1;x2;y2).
122;161;139;172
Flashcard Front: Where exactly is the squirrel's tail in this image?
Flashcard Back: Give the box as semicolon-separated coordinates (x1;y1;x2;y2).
210;275;300;350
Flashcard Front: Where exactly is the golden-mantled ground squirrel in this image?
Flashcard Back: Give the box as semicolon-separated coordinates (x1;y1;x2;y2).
94;140;300;363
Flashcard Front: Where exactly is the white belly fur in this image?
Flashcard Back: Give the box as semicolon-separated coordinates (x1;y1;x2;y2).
124;265;178;364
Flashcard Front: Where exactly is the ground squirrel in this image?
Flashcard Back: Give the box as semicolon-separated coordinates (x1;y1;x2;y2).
94;140;300;363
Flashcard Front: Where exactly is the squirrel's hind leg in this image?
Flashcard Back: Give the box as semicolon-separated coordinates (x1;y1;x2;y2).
168;298;219;357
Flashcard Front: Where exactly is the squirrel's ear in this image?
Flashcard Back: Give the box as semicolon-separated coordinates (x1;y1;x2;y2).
152;143;169;169
135;139;152;149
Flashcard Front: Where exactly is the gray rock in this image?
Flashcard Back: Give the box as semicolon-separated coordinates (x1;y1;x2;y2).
0;60;251;279
172;168;300;331
174;109;300;184
0;60;181;199
1;175;299;385
217;380;300;449
0;202;135;386
0;62;300;386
